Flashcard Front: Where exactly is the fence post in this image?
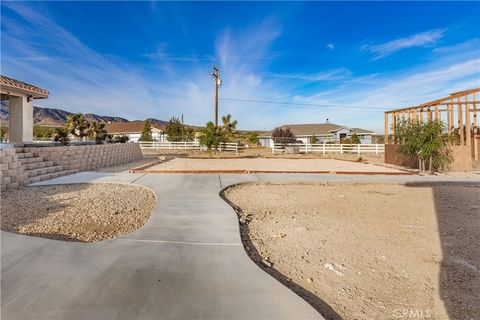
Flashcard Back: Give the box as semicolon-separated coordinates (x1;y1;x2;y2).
169;142;171;150
323;142;326;156
340;144;343;155
184;141;187;150
236;143;238;155
375;144;379;155
357;144;360;155
272;144;275;154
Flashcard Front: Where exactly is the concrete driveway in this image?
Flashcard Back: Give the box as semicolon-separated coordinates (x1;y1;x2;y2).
2;172;324;320
2;172;478;319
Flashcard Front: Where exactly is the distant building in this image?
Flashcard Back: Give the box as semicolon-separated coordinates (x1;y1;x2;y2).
105;121;167;142
259;122;375;147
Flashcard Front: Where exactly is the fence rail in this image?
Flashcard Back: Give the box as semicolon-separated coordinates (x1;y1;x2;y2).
138;141;243;154
272;143;384;155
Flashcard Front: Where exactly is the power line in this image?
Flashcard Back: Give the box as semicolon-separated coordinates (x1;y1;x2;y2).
219;97;391;110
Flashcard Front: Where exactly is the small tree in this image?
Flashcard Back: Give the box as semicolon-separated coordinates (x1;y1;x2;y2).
65;113;90;140
139;121;153;141
220;114;238;141
88;121;108;144
53;127;70;145
199;121;222;156
395;119;453;174
310;135;317;144
272;127;296;146
166;117;183;142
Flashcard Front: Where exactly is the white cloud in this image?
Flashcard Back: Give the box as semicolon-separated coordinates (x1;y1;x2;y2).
326;43;334;50
2;3;478;134
363;29;445;60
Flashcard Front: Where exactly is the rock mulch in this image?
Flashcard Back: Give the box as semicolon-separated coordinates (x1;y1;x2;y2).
224;182;480;320
1;183;156;242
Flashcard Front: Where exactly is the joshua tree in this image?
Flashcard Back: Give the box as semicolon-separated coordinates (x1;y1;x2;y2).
53;127;70;145
88;121;108;144
65;113;91;140
220;114;238;140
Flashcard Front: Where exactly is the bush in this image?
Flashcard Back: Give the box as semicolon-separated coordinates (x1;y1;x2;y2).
272;127;296;146
394;119;454;174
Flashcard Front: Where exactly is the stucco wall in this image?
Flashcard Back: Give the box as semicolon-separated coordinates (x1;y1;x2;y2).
385;144;472;172
1;142;143;190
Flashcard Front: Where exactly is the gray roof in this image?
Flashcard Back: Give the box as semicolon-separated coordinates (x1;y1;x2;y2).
261;123;374;137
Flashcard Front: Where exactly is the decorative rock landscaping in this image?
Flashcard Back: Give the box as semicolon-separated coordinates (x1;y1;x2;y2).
1;183;157;242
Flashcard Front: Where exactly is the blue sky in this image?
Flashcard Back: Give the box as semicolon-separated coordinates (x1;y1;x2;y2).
1;1;479;132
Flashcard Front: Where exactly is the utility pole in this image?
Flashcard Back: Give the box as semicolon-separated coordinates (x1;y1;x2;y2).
211;66;221;127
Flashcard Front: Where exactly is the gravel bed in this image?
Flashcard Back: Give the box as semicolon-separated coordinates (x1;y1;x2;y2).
1;183;157;242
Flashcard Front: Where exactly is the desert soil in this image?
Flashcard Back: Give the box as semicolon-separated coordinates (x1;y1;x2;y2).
1;183;156;242
145;158;403;173
143;146;386;165
224;182;480;320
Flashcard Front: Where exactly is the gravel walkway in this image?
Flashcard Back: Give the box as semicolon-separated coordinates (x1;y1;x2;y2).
1;183;156;242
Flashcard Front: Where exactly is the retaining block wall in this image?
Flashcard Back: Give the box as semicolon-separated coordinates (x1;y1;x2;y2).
1;143;143;191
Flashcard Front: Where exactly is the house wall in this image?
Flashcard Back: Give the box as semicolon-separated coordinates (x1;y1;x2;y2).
1;142;143;190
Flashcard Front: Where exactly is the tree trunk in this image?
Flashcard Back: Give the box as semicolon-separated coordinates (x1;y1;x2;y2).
429;155;433;174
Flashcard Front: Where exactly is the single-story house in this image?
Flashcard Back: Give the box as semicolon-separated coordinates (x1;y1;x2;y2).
105;121;167;142
259;122;375;147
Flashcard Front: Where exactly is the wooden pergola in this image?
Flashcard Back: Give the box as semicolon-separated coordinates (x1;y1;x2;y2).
384;88;480;152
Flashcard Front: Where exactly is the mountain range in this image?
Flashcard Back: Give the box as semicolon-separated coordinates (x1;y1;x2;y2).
0;103;169;128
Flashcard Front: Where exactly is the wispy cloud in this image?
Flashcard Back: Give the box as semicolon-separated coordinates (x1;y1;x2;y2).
363;29;446;60
1;3;478;134
326;43;334;50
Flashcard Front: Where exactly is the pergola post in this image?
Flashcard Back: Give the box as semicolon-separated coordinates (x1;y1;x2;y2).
1;75;49;145
8;95;34;143
465;95;471;146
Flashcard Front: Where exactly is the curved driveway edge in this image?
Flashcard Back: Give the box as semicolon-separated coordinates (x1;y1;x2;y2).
1;172;323;320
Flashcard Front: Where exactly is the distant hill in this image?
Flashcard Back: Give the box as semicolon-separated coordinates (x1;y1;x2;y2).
0;103;173;128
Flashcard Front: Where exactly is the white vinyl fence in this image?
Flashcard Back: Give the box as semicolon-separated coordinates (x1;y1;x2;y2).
272;143;384;155
138;141;243;154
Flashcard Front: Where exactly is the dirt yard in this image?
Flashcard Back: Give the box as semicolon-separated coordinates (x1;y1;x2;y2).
1;183;156;242
144;158;405;174
143;146;386;164
223;182;480;320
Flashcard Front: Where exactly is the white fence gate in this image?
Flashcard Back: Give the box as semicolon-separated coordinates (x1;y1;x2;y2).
272;143;384;155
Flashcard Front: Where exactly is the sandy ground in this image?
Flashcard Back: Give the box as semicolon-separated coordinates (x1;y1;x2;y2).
143;146;386;164
223;183;480;320
145;158;405;173
1;183;156;242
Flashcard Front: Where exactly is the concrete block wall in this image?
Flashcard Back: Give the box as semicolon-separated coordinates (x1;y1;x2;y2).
0;149;26;191
28;143;143;172
1;143;143;191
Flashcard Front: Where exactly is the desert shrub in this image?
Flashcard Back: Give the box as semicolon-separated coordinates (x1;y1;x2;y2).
272;127;296;146
310;135;317;144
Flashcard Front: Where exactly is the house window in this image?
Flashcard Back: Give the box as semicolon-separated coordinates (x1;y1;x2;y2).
339;133;347;140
